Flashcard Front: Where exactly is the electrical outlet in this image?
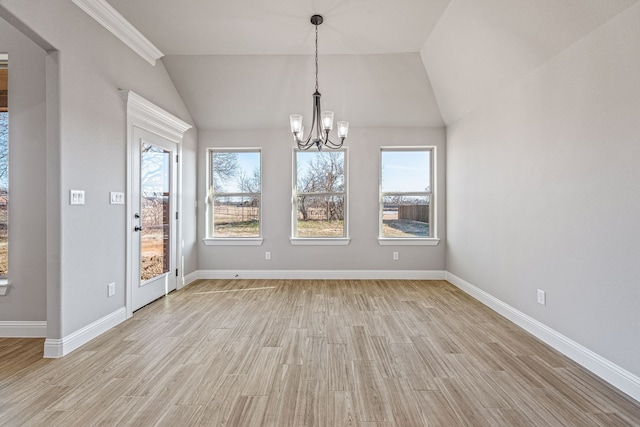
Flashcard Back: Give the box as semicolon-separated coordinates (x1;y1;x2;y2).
265;251;271;260
107;282;115;297
393;252;399;261
537;289;546;306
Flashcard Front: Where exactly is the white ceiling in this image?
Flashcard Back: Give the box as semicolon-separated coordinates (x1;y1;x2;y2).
106;0;452;55
104;0;639;129
162;53;444;130
422;0;639;124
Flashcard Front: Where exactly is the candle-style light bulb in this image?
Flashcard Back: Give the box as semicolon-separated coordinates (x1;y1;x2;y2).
337;121;349;139
321;111;334;131
290;114;303;134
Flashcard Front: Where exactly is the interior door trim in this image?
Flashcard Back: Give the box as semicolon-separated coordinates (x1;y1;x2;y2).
122;90;191;319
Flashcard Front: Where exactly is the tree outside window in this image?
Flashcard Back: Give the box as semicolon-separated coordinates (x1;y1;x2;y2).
293;150;347;238
208;150;261;238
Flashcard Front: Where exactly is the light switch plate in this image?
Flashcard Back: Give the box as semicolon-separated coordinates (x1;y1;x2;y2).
110;192;125;205
70;190;85;205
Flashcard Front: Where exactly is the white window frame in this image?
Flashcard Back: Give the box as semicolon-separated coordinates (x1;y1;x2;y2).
291;148;350;246
378;146;439;246
0;53;9;294
204;148;263;246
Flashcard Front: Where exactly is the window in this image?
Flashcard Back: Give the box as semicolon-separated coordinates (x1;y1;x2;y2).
380;147;437;244
292;150;348;243
205;149;261;244
0;54;8;277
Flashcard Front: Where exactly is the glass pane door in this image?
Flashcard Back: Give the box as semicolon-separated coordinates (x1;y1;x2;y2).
140;142;171;282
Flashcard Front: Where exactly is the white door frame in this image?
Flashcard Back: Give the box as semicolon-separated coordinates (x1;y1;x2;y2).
121;90;191;319
131;128;178;310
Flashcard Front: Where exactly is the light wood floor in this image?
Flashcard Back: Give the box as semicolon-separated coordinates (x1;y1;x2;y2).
1;279;639;426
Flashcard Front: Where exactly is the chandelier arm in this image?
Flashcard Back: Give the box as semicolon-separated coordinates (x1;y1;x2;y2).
297;138;315;150
297;133;315;149
323;136;344;149
315;91;324;145
294;132;314;149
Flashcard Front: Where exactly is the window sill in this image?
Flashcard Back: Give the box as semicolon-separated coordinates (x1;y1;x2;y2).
378;238;440;246
290;238;351;246
203;238;263;246
0;279;10;296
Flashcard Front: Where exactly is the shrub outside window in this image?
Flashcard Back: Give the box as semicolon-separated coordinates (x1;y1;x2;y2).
207;149;261;240
293;150;347;239
380;148;434;239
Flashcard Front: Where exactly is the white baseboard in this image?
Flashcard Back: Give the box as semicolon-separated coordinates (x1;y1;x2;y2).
43;307;127;358
181;270;200;289
0;321;47;338
195;270;447;280
445;272;640;403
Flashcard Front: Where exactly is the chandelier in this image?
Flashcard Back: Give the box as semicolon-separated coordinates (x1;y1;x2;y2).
290;15;349;151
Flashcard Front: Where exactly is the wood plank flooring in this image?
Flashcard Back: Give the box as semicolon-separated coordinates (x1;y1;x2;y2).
1;279;639;426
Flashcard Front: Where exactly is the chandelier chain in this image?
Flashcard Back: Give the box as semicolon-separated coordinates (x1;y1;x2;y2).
315;23;319;92
289;15;348;150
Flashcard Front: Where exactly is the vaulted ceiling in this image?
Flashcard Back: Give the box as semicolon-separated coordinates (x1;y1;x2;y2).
106;0;638;129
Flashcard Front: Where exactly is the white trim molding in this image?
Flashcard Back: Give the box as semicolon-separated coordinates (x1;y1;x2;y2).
71;0;163;66
203;238;263;246
378;238;440;246
43;307;127;358
182;271;200;289
195;270;447;281
445;272;640;404
120;90;192;144
122;90;192;319
290;238;351;246
0;321;47;338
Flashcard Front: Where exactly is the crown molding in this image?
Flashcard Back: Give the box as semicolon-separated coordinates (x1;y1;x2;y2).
71;0;163;66
120;90;192;143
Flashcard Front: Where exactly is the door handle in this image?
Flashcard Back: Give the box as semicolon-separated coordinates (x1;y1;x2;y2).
134;226;143;232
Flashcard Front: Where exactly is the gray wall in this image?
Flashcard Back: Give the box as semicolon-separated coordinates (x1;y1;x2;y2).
3;0;637;391
446;3;640;377
198;127;446;272
0;16;47;322
0;0;198;337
